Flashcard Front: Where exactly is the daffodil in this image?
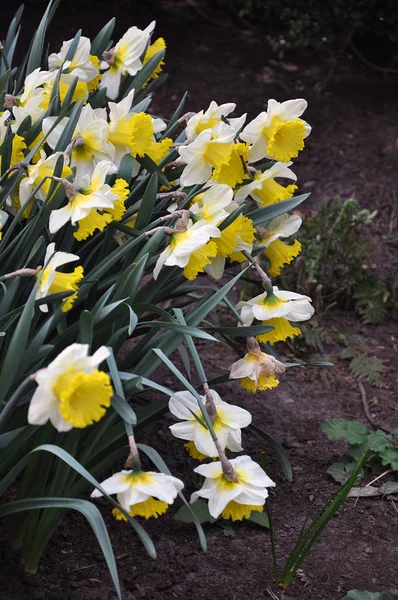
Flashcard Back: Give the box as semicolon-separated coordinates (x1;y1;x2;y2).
178;123;235;187
43;104;114;179
39;73;89;110
228;340;285;392
257;214;302;276
48;36;100;84
240;98;311;163
36;243;84;312
191;455;275;520
153;219;220;280
186;101;246;139
28;343;112;431
0;111;26;170
235;161;297;207
100;22;155;100
236;286;314;345
12;68;53;126
49;160;125;240
19;150;72;205
91;468;184;520
168;390;252;460
143;37;166;84
189;184;234;226
211;141;250;188
107;89;169;165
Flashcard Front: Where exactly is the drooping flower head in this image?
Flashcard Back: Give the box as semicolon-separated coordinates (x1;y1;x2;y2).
48;36;100;84
235;161;297;207
237;286;314;345
28;343;112;431
191;455;275;520
256;213;302;277
91;468;184;520
240;98;311;163
186;101;246;139
168;389;252;460
100;22;155;100
36;243;84;313
229;338;286;392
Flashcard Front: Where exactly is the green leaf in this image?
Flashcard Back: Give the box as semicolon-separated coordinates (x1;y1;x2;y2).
207;324;274;337
26;0;61;76
379;446;398;470
247;193;310;226
327;461;362;484
135;172;158;230
251;424;293;482
0;497;121;599
322;418;368;444
90;17;115;56
138;321;219;341
344;591;392;600
78;310;93;345
125;50;165;97
173;499;216;524
247;510;270;528
368;430;393;453
111;394;137;426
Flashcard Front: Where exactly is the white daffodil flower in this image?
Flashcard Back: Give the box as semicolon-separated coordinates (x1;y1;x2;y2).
107;89;167;165
28;343;112;431
240;98;311;163
18;68;53;106
48;36;99;83
260;214;302;247
234;161;297;207
186;101;246;139
191;455;275;520
19;150;71;205
257;214;302;278
49;160;119;234
43;104;114;179
100;22;155;100
11;68;53;127
229;346;285;392
91;468;184;520
36;242;84;313
179;123;235;187
236;285;314;326
189;184;234;226
168;389;252;459
153;219;220;280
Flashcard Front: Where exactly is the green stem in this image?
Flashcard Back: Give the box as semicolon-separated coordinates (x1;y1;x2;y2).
266;499;279;583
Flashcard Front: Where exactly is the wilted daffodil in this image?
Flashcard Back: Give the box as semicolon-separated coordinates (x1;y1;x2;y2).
257;213;302;276
186;101;246;139
168;390;252;460
229;337;285;392
191;455;275;520
237;286;314;344
28;343;112;431
36;243;84;313
91;469;184;520
235;161;297;207
49;160;128;240
100;22;155;100
241;98;311;163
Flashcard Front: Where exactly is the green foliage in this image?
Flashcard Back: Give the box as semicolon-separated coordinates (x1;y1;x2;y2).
323;418;398;484
288;196;396;325
344;592;392;600
340;345;387;387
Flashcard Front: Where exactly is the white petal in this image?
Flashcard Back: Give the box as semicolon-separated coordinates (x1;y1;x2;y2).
168;390;201;419
207;484;242;518
169;421;197;441
91;472;130;498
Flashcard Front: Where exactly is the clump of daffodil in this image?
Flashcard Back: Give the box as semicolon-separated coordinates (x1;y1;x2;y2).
256;214;302;276
36;243;84;313
100;22;155;100
91;468;184;520
191;454;275;520
185;101;246;139
168;389;252;460
229;337;285;392
235;161;297;207
241;98;311;163
28;343;112;431
237;286;314;345
48;160;128;240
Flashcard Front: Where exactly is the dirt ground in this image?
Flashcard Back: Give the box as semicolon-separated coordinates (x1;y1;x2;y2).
0;1;398;599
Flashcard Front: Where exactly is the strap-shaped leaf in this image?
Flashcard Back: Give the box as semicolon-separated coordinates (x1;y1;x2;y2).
246;193;310;225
